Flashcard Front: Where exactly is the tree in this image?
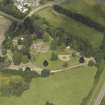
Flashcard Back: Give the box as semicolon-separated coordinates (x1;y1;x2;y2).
45;101;54;105
24;67;34;81
25;67;31;72
41;69;50;77
23;18;34;34
62;62;68;67
43;60;49;67
88;60;95;66
79;56;85;63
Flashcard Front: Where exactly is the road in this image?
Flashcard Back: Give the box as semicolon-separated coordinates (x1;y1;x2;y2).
94;83;105;105
24;0;66;20
0;0;66;23
25;3;54;18
0;3;52;22
0;11;21;22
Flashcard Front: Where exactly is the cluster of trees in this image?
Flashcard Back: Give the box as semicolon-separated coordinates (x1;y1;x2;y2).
80;36;105;105
52;4;105;59
13;51;29;65
45;101;54;105
0;56;11;68
0;67;39;96
41;69;50;77
0;0;26;18
53;5;105;33
2;5;104;68
94;35;105;79
20;16;48;37
47;26;94;57
3;34;32;65
95;35;105;61
0;76;29;96
2;16;50;65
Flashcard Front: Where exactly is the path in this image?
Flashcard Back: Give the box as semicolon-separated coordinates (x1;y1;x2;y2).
0;11;21;22
24;0;66;20
51;63;87;73
7;61;88;75
94;83;105;105
25;3;54;18
0;0;66;23
0;3;53;22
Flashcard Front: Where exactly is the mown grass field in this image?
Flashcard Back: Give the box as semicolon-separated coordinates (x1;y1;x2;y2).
36;6;103;49
0;66;96;105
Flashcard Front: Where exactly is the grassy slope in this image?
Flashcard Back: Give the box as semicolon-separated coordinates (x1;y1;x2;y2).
62;0;105;26
0;66;96;105
36;7;103;49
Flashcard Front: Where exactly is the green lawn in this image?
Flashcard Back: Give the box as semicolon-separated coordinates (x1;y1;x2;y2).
31;50;64;70
0;66;96;105
31;51;79;70
30;42;79;70
36;7;103;49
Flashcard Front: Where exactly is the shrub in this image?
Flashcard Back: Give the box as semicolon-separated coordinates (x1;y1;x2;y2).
79;57;85;63
41;69;50;77
45;101;54;105
0;76;29;96
43;60;49;67
88;60;95;66
62;62;68;67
